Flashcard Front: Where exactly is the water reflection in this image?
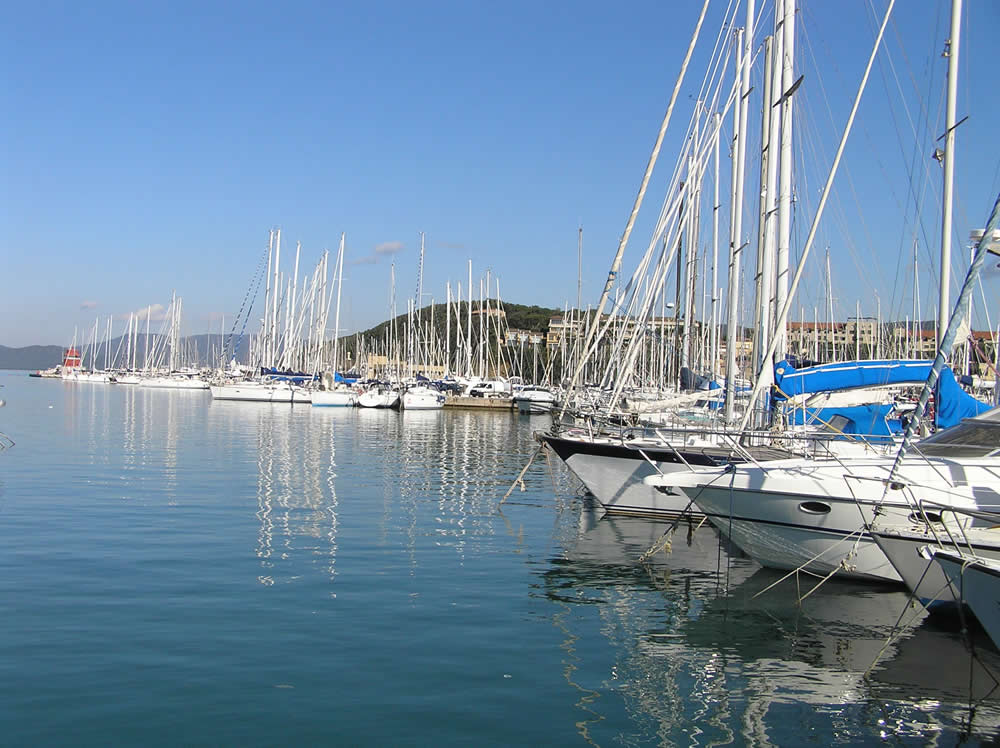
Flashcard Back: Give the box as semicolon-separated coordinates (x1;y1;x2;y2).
243;405;340;587
394;410;576;560
542;510;1000;745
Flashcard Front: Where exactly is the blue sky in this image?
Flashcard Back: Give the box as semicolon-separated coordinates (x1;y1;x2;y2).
2;0;998;347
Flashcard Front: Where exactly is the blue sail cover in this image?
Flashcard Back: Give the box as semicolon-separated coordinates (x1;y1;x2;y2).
788;403;899;440
935;366;992;429
773;359;933;400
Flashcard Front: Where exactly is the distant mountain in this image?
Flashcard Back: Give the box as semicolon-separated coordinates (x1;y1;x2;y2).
0;335;250;371
0;345;65;371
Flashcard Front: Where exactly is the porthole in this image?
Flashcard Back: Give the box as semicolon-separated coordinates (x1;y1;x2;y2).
798;501;832;515
908;511;943;524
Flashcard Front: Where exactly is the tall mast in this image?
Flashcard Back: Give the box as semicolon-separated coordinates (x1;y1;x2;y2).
478;278;484;378
724;0;754;421
710;112;721;380
826;249;836;360
559;0;710;419
332;233;345;375
271;228;282;367
467;260;473;376
577;225;583;311
289;241;301;359
264;229;274;367
774;0;796;361
446;282;452;376
390;262;397;378
758;15;783;375
145;304;151;372
913;240;921;356
938;0;962;348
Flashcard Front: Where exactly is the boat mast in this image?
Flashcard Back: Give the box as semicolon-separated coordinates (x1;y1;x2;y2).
577;225;583;312
710;112;721;380
331;233;345;376
145;304;151;373
724;0;754;421
271;229;282;368
938;0;962;348
757;15;782;380
774;0;797;362
467;260;473;377
560;0;710;420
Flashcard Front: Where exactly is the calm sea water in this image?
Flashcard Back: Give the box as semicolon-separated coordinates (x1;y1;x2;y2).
1;370;998;746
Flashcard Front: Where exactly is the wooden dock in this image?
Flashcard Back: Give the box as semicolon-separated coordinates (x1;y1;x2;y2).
444;395;515;411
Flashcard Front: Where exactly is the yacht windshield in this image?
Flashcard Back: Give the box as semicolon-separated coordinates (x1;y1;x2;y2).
916;407;1000;458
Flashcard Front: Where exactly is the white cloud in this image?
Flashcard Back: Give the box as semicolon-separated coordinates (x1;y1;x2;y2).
349;240;406;266
116;303;167;323
375;241;404;256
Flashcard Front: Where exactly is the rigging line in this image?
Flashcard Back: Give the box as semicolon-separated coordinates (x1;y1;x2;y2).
864;0;940;248
887;1;945;242
224;243;269;361
803;2;913;316
802;13;888;305
892;8;947;304
690;0;739;121
558;0;711;421
738;0;896;432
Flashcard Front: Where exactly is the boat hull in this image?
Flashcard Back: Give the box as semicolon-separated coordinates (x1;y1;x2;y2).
934;550;1000;647
668;463;996;582
210;383;312;403
691;484;902;581
401;388;445;410
357;389;400;409
139;376;209;390
872;527;1000;605
312;390;358;407
541;435;731;520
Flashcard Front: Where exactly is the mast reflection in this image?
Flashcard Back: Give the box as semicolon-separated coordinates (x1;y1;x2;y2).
539;511;1000;744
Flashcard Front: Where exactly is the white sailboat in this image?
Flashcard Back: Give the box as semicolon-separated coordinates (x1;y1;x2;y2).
313;234;356;408
513;385;557;414
400;385;445;410
357;386;400;409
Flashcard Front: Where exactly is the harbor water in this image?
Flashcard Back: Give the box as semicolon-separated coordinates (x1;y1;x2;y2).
2;371;998;745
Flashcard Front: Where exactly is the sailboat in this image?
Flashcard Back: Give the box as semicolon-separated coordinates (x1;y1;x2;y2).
313;234;358;407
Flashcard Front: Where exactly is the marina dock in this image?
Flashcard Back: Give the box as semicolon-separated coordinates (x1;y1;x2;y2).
443;395;515;411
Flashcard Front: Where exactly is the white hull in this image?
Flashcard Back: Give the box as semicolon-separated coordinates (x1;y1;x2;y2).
210;382;312;403
650;455;999;583
558;447;696;520
872;525;1000;606
139;376;209;390
691;486;904;581
357;389;400;409
401;387;445;410
514;392;557;414
63;371;112;383
517;400;554;414
540;431;797;520
311;389;358;407
934;549;1000;647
